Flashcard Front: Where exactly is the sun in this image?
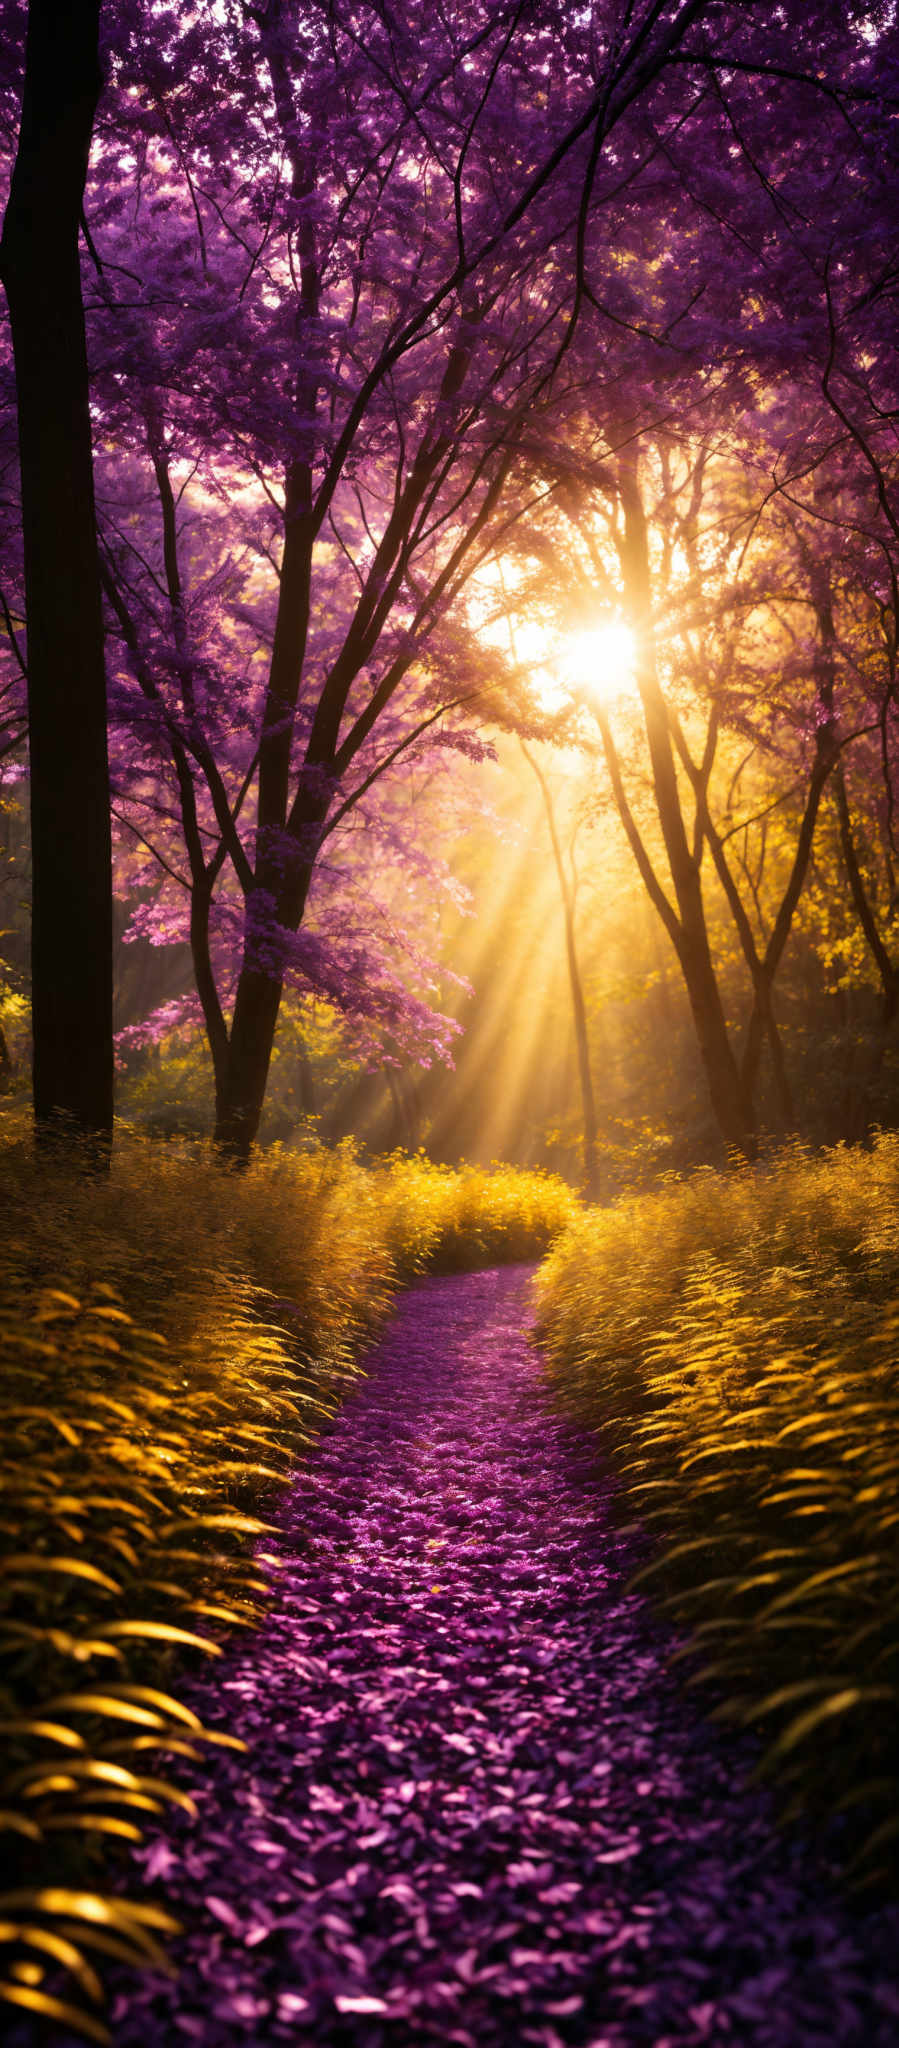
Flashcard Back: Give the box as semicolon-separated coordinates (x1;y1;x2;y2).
505;617;637;715
559;623;636;705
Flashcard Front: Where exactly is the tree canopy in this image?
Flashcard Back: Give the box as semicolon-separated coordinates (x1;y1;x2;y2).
2;0;898;1171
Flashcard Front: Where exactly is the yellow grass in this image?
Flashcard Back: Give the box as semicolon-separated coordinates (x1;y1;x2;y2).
0;1124;576;2038
535;1136;899;1890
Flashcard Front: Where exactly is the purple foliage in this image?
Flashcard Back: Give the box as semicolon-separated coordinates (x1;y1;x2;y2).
4;0;899;1138
28;1269;899;2048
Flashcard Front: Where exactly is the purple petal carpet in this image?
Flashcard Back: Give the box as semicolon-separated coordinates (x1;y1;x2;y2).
55;1269;899;2043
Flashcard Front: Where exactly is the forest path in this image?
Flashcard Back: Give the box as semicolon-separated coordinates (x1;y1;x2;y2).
107;1266;898;2048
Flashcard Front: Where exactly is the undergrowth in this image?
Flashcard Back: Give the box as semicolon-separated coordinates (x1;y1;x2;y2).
0;1126;576;2041
535;1135;899;1895
376;1150;580;1275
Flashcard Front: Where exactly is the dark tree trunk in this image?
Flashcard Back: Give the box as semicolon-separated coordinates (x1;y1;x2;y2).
835;763;899;1026
0;0;113;1151
670;692;833;1139
741;979;795;1130
214;966;285;1163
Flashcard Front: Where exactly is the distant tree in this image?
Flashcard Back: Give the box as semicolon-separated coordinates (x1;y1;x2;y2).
501;424;859;1158
489;0;899;1158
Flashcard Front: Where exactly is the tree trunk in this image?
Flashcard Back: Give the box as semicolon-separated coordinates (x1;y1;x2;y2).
616;457;756;1162
834;763;899;1137
675;924;757;1159
521;741;601;1201
0;0;113;1152
0;1015;12;1092
296;1037;317;1120
214;822;323;1160
563;901;601;1201
214;966;285;1163
835;763;899;1025
386;1068;414;1152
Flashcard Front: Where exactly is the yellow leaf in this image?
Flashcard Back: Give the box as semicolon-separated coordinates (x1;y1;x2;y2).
0;1920;102;2001
0;1887;180;1936
34;1696;165;1729
40;1815;145;1842
77;1786;165;1812
191;1727;247;1751
3;1556;121;1594
99;1621;222;1655
45;1684;202;1731
0;1812;43;1841
742;1678;847;1721
185;1601;254;1626
0;1982;110;2045
3;1407;81;1444
765;1687;896;1761
0;1720;86;1750
119;1775;197;1816
760;1554;882;1619
118;1739;196;1767
158;1512;274;1538
14;1759;142;1796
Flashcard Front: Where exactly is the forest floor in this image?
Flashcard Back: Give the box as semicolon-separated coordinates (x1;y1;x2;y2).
56;1267;899;2046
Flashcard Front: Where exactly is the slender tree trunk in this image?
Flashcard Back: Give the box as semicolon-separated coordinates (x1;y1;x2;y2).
834;763;899;1136
0;0;113;1151
616;457;756;1162
521;742;601;1202
296;1037;317;1120
802;564;883;1134
835;763;899;1026
562;901;601;1201
670;700;832;1135
0;1015;12;1092
190;874;229;1111
386;1068;413;1151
